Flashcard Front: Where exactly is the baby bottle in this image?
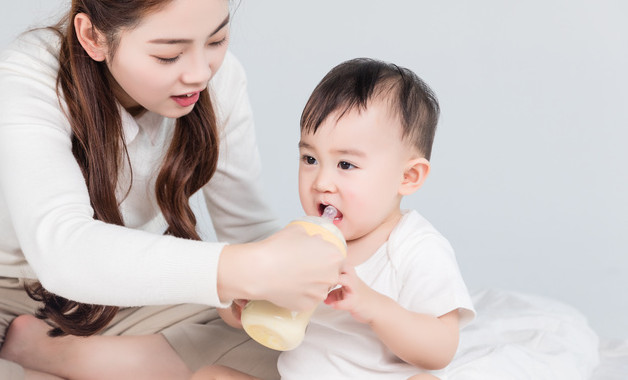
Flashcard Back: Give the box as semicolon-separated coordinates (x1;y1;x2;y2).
240;205;346;351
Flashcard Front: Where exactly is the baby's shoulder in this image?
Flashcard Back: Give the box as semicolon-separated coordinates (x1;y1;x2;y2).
391;210;451;247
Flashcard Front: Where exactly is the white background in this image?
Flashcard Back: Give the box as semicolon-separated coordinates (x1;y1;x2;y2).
2;1;627;340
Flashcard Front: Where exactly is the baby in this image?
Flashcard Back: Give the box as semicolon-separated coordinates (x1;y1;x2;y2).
217;57;475;380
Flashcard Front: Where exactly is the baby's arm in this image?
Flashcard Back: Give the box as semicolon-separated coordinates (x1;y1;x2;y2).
325;266;460;370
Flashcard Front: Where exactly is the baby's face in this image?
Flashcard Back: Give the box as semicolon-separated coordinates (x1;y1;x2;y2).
298;100;415;243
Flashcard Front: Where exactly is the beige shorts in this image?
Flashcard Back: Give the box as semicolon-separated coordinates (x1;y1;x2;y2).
0;277;279;380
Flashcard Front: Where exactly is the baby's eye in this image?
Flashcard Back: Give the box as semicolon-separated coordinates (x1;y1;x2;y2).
302;155;317;165
338;161;356;170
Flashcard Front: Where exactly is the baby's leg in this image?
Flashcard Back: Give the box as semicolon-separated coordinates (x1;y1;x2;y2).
190;365;260;380
0;315;191;380
408;373;440;380
23;369;65;380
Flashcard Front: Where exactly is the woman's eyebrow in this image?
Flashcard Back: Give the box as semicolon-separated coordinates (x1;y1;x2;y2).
148;14;230;45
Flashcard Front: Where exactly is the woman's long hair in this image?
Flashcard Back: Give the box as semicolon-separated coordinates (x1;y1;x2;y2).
27;0;220;337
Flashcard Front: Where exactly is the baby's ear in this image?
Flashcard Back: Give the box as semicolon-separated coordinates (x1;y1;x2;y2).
74;13;108;62
399;157;430;196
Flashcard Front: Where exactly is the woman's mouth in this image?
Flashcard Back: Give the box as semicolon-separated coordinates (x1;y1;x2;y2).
171;92;200;107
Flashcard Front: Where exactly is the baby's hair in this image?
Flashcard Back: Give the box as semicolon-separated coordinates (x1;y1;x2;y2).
301;58;440;160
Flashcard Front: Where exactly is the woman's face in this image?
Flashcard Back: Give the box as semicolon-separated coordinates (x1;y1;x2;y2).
105;0;230;117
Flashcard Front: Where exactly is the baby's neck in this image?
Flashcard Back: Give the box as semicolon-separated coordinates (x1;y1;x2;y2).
345;213;402;266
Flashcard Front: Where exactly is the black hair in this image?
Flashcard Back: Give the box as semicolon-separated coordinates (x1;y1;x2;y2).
301;58;440;159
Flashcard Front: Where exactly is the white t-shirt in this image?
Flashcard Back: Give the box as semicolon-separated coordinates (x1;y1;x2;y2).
278;210;476;379
0;29;279;307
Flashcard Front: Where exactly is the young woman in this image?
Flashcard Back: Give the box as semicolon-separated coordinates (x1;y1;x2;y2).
0;0;344;378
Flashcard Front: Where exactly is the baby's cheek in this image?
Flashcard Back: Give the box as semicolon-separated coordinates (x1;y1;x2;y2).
345;193;371;218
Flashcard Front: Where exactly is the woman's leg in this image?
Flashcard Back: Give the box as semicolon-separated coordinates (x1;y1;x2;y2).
191;365;260;380
1;314;191;380
104;303;279;378
1;281;278;380
0;277;61;379
161;318;280;379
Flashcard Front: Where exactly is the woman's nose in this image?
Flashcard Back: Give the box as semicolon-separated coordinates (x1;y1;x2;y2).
181;50;212;84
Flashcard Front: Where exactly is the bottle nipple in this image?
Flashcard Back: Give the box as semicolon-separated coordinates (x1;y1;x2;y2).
321;205;338;221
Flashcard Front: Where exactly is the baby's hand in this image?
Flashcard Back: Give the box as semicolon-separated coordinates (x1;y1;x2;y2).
218;299;249;329
232;299;248;316
324;266;378;324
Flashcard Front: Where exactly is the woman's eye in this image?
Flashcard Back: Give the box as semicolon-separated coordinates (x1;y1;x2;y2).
209;37;228;47
338;161;355;170
302;155;317;165
155;55;181;64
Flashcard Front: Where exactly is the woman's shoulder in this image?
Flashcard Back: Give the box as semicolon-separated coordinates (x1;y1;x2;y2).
1;28;62;72
0;28;62;96
0;28;70;135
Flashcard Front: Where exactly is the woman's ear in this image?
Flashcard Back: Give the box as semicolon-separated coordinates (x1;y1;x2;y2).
74;13;107;62
399;157;431;196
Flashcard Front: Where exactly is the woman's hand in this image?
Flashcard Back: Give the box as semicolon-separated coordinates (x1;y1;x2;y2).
218;223;345;311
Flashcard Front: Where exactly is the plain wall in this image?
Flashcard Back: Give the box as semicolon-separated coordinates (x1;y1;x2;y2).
2;1;627;340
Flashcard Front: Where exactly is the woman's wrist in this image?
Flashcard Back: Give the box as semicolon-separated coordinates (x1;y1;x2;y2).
217;241;269;303
217;243;245;303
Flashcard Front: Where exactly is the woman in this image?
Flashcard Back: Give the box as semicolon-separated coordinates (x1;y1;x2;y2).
0;0;344;378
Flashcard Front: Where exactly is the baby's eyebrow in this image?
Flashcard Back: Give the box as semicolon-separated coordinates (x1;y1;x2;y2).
333;149;366;157
298;142;365;157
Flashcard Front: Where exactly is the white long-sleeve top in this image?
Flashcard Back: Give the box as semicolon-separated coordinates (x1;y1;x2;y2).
0;29;280;307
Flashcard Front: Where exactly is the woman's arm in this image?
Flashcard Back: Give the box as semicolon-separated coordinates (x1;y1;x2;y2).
0;34;344;311
0;30;226;307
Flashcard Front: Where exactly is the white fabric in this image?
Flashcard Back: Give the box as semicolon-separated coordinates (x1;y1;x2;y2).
0;29;279;307
448;289;601;380
591;339;628;380
278;210;475;380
